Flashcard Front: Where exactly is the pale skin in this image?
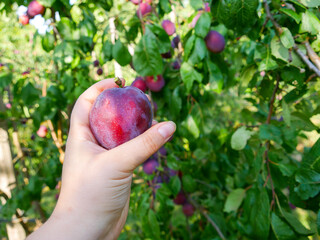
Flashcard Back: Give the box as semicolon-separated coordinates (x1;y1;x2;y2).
27;78;176;240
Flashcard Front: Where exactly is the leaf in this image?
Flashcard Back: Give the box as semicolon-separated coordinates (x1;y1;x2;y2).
280;9;301;23
282;211;315;236
317;210;320;235
184;35;196;60
190;0;203;9
146;24;171;54
259;124;283;144
282;100;291;127
180;62;203;93
239;65;256;94
182;175;196;192
271;213;296;240
241;187;270;239
224;188;246;213
231;127;253;150
300;11;320;35
294;183;320;200
183;115;200;138
206;59;223;92
21;83;40;106
38;0;55;7
57;17;74;41
300;0;320;7
101;41;113;62
170;176;181;196
195;12;211;38
112;40;132;66
147;210;161;239
133;28;163;76
214;0;259;34
0;72;12;89
295;168;320;184
280;27;294;49
286;0;307;9
42;32;55;52
188;37;207;64
159;0;172;13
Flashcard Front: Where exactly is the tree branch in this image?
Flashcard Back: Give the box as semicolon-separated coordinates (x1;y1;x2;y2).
266;75;280;124
263;0;320;77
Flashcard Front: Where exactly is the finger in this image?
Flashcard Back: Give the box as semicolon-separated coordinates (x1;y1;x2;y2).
106;121;176;172
69;78;125;139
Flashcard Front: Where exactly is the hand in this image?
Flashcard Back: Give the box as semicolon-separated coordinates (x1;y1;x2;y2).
27;79;176;240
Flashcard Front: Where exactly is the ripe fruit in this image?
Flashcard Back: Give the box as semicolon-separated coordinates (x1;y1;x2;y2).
143;158;159;175
130;0;142;5
37;125;48;138
89;79;153;150
162;20;175;36
205;30;226;53
22;71;30;76
204;2;211;12
183;203;195;217
145;75;165;92
172;60;181;70
131;77;147;92
171;35;180;49
97;68;103;75
136;3;152;18
5;103;12;109
93;60;100;67
161;50;172;59
27;0;45;18
19;15;29;25
174;192;187;205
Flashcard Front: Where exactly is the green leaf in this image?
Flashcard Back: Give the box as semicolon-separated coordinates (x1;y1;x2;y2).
183;115;200;138
188;37;207;64
182;175;196;193
146;24;171;54
42;32;55;52
195;12;211;38
159;0;172;13
287;0;307;9
294;183;320;200
101;41;113;62
280;27;294;49
241;187;270;239
214;0;259;34
57;17;75;41
112;40;132;66
148;210;160;238
295;168;320;184
190;0;203;9
280;9;301;23
317;210;320;235
38;0;55;7
206;59;223;91
259;124;283;144
0;72;12;89
184;35;196;60
300;0;320;7
170;176;181;196
282;100;291;127
170;87;182;117
231;127;253;150
224;188;246;213
271;213;296;240
282;211;315;236
300;11;320;35
180;62;203;93
239;65;256;94
21;83;40;106
133;28;163;76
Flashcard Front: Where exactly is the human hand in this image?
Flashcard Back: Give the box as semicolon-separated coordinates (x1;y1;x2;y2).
27;78;176;240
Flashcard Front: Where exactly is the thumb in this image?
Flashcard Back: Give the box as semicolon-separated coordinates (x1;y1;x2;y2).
108;121;176;172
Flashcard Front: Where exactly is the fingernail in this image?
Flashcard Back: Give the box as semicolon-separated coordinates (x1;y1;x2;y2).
158;121;176;139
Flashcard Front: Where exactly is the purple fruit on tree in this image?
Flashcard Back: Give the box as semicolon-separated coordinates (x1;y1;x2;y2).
97;68;103;75
145;75;165;92
174;191;187;205
27;0;45;18
205;30;225;53
93;60;100;67
136;3;152;18
171;35;180;49
183;203;195;217
131;77;147;92
143;158;159;175
162;20;176;36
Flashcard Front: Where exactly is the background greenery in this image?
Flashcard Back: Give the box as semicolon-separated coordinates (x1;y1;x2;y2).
1;0;320;239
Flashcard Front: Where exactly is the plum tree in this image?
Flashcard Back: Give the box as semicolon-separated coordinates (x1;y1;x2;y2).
131;77;147;92
89;80;152;149
205;30;225;53
145;75;165;92
27;0;45;18
162;20;175;36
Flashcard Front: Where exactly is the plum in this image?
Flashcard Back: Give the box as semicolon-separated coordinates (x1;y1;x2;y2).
89;79;153;150
171;35;180;49
205;30;225;53
27;0;45;18
130;0;142;5
93;60;100;67
136;3;152;18
97;68;103;75
131;77;147;92
162;20;175;36
37;125;48;138
172;60;181;70
145;75;165;92
204;2;211;12
19;15;29;25
183;203;195;217
174;191;187;205
161;50;172;59
143;158;159;175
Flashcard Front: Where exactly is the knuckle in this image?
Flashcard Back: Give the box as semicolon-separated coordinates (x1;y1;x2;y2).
142;133;159;156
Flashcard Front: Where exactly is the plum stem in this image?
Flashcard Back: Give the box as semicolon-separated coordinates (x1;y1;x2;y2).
115;77;123;88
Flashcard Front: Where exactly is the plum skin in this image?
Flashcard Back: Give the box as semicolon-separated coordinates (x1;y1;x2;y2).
136;3;152;18
143;158;159;175
162;20;176;36
131;77;147;92
27;0;45;18
145;75;165;92
205;30;226;53
89;86;153;150
183;203;195;217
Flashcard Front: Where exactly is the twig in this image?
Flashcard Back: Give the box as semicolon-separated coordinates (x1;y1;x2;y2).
266;75;280;124
189;198;226;240
47;120;65;164
263;0;320;77
304;40;320;70
306;73;317;83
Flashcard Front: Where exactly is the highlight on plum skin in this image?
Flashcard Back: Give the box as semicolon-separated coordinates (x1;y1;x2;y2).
89;82;153;150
